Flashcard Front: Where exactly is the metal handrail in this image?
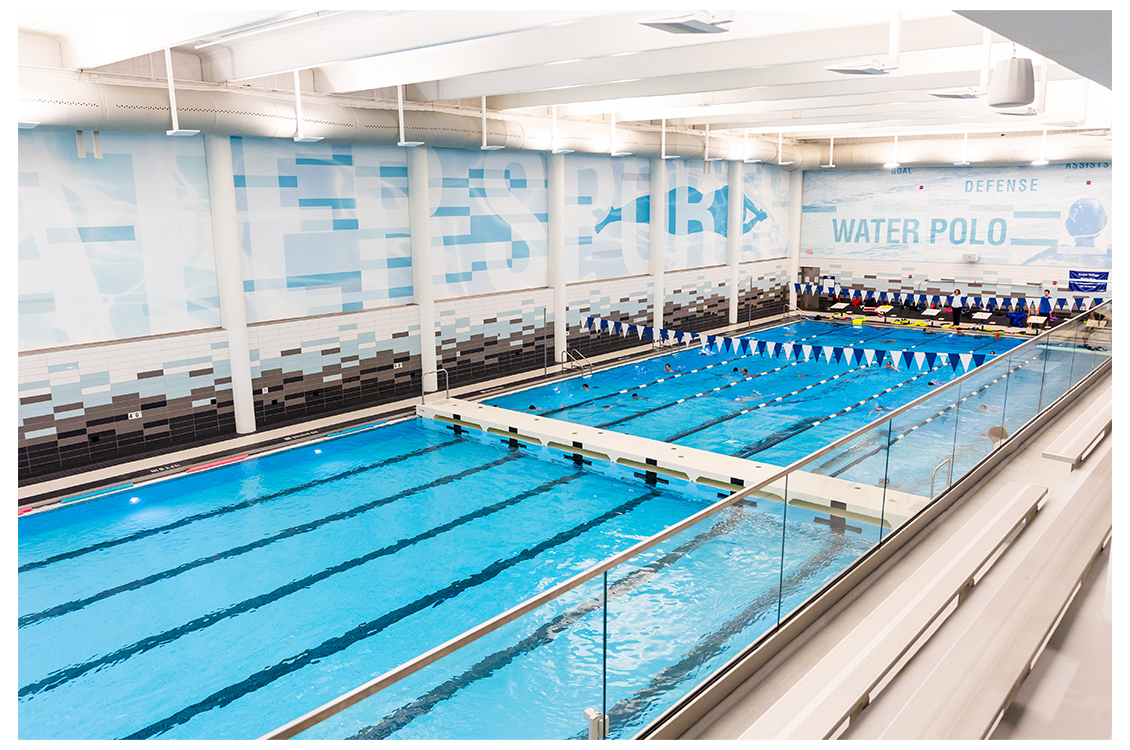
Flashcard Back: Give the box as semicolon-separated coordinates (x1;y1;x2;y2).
420;368;449;404
560;348;594;378
930;458;952;498
262;300;1111;740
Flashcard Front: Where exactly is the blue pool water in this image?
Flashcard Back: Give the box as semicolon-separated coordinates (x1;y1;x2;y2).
20;320;1072;741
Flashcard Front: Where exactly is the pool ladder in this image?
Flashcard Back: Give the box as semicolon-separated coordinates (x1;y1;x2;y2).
561;349;594;378
930;457;952;498
420;368;450;403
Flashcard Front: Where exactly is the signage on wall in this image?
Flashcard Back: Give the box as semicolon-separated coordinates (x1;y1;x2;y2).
800;165;1112;268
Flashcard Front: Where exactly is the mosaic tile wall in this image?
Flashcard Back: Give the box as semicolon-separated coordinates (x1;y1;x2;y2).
665;264;732;332
433;288;555;387
566;275;655;359
813;259;1112;303
18;330;234;481
247;306;421;427
736;259;791;322
231;137;413;322
18;129;221;350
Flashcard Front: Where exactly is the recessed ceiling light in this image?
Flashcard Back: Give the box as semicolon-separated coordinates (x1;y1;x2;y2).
824;59;890;75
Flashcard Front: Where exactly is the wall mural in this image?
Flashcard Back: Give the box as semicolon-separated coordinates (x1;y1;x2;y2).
428;148;549;299
801;164;1112;268
565;154;651;282
17;129;220;351
231;137;413;322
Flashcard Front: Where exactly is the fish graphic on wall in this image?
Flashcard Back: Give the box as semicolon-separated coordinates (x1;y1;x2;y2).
594;186;769;236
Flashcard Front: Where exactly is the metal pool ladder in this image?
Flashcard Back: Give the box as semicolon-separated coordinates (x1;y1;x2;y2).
561;349;594;378
420;368;450;403
930;457;952;497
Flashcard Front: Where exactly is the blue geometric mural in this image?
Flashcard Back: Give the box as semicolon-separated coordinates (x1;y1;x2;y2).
565;154;651;282
232;137;413;322
428;148;549;298
802;164;1113;267
17;129;220;351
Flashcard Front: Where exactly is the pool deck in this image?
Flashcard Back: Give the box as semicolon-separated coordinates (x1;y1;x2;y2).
417;398;929;528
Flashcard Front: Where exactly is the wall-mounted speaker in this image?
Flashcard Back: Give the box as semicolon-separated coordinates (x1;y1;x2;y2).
988;57;1035;108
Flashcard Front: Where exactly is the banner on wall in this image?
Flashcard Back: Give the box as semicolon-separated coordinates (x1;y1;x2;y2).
800;165;1112;268
1068;270;1109;293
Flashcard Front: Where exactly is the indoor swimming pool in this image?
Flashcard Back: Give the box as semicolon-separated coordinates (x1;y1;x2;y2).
17;318;1107;741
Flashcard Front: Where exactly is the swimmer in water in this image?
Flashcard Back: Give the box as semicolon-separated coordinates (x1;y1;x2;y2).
927;380;942;386
741;368;749;376
664;364;673;372
631;392;649;402
528;405;538;411
883;361;897;370
582;383;590;392
869;404;890;415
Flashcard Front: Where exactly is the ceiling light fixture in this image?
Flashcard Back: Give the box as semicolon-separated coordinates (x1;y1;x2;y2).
930;28;992;100
396;85;423;147
194;11;348;50
953;132;971;166
661;119;680;160
164;48;200;137
640;11;732;34
777;132;794;167
292;70;323;143
826;11;900;75
1031;128;1049;166
820;136;836;168
480;96;504;151
551;106;574;154
610;113;633;157
742;129;761;163
883;134;900;168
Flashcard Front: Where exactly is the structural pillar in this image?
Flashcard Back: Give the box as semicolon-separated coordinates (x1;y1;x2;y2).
649;156;667;332
547;152;567;365
203;134;256;434
787;169;804;312
727;159;743;324
407;145;439;394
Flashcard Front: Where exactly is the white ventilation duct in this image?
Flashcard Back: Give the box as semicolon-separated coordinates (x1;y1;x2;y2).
18;73;1110;167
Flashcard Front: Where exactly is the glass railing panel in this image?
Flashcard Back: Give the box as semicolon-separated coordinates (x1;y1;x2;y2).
949;354;1012;481
1037;316;1080;410
600;479;789;739
775;422;890;628
1072;306;1112;385
291;576;608;741
999;344;1045;435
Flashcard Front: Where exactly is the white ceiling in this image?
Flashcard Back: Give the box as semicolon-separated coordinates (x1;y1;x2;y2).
17;8;1113;143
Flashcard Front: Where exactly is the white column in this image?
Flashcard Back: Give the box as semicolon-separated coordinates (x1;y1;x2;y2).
407;146;438;394
649;156;667;332
787;169;805;311
547;152;567;366
203;134;255;434
727;160;743;324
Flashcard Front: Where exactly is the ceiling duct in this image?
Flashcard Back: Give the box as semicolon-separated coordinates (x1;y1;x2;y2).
17;74;1110;167
988;57;1035;108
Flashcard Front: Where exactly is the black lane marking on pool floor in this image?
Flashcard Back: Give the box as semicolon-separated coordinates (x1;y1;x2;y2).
19;450;524;631
121;488;662;740
733;365;946;460
19;469;586;698
589;327;899;432
350;504;751;739
665;330;981;450
662;363;874;443
18;438;464;575
825;353;1041;479
577;534;864;739
536;325;861;418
